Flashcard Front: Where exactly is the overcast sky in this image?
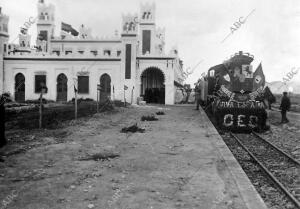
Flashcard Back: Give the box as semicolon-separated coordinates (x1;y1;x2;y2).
2;0;300;85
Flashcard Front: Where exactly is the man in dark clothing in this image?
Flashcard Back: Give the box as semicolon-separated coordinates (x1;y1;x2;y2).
280;92;291;123
0;94;7;148
194;80;201;110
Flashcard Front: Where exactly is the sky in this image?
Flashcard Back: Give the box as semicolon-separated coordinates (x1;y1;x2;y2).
2;0;300;85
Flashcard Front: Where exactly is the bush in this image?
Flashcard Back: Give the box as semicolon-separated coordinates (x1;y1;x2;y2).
2;92;13;103
141;115;158;121
69;98;94;104
25;98;47;104
121;124;145;133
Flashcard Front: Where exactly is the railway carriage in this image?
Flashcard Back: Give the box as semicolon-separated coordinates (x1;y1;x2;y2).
199;51;269;132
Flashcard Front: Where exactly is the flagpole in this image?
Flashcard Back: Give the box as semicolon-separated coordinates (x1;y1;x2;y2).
113;85;115;104
124;88;126;107
131;86;134;104
39;91;43;129
97;86;99;113
75;89;78;120
74;80;78;120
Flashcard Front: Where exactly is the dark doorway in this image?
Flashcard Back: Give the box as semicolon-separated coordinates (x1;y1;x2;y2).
56;73;68;102
141;68;165;104
100;74;111;103
15;73;25;102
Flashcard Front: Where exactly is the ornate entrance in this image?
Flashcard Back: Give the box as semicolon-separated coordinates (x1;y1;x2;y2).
100;74;111;103
141;67;165;104
56;73;68;102
15;73;25;102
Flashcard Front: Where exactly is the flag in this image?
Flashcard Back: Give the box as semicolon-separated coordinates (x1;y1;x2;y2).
74;86;77;93
252;63;265;91
124;85;128;90
61;22;79;36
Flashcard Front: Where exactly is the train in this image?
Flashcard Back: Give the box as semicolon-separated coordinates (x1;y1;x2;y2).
198;51;269;132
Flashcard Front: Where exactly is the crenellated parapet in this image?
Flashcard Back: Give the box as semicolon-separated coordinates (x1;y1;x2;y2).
18;33;31;52
122;13;138;35
155;27;165;55
78;24;93;39
52;34;121;42
140;3;156;24
37;0;55;24
4;48;122;59
169;46;179;57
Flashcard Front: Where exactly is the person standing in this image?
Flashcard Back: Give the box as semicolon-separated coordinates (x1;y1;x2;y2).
194;80;201;110
0;94;7;148
280;92;291;123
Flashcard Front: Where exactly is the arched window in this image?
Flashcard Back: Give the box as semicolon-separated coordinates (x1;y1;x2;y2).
100;74;111;102
40;12;45;20
15;73;25;102
57;73;68;101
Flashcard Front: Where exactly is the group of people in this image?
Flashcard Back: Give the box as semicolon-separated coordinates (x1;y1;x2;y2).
144;88;165;104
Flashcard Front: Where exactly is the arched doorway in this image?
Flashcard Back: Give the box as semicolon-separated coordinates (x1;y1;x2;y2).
100;74;111;103
141;67;165;104
15;73;25;102
56;73;68;102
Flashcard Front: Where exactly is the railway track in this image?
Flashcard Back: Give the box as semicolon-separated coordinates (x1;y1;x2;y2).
230;132;300;208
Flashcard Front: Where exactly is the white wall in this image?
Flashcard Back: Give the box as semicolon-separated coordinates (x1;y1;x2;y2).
4;59;122;102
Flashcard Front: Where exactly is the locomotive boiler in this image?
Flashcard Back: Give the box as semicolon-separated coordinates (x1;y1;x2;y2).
199;51;268;132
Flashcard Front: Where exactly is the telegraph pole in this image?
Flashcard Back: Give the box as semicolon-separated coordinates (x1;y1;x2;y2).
73;78;78;120
124;85;128;107
39;84;47;129
97;83;101;113
131;86;134;104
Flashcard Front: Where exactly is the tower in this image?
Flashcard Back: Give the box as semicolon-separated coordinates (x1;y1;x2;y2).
18;28;31;53
155;27;165;55
121;13;138;102
0;7;9;94
139;3;156;55
36;0;55;52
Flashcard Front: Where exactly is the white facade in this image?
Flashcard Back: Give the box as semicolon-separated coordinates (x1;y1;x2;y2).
0;2;184;105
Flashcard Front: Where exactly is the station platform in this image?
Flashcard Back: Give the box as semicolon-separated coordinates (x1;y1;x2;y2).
120;104;268;209
0;104;268;209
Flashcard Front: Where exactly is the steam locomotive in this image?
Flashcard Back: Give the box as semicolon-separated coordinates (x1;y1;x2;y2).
198;51;268;132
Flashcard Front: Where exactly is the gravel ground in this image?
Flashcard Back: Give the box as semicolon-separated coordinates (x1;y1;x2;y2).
235;133;299;206
214;109;300;209
0;105;249;209
261;112;300;161
222;133;297;209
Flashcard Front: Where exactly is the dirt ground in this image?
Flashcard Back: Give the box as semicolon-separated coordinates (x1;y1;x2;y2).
0;105;249;209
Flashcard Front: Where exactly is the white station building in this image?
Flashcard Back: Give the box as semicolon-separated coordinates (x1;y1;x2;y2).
0;1;184;105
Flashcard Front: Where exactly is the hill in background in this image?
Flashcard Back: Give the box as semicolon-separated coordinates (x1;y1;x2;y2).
266;81;300;95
